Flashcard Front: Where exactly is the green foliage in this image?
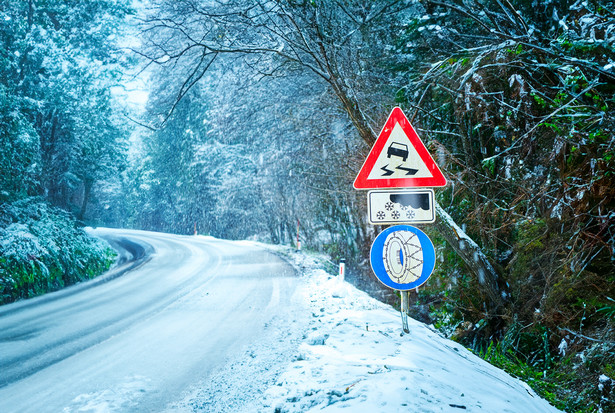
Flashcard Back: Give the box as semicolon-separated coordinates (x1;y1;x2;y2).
0;198;116;304
0;0;133;220
482;341;572;412
597;298;615;319
480;157;495;176
0;85;40;202
393;1;615;411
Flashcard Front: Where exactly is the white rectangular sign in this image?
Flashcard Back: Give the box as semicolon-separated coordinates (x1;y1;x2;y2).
367;189;435;225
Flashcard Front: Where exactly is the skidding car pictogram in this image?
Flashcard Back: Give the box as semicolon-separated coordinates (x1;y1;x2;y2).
386;142;409;162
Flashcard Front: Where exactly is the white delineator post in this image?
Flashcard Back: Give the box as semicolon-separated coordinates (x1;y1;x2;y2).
296;218;301;251
339;259;346;282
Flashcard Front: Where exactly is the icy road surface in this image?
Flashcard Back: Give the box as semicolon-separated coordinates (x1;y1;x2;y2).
0;229;562;412
0;229;306;412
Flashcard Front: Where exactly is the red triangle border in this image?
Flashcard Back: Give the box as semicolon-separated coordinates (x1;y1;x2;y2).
353;107;447;189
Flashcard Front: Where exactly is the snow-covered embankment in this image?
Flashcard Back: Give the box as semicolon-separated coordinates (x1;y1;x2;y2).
258;246;562;413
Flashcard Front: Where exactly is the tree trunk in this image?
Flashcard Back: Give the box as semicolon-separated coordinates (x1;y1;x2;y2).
433;203;505;311
329;79;375;147
78;179;93;221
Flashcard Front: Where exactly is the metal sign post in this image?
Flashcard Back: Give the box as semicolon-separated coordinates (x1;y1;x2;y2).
400;290;410;334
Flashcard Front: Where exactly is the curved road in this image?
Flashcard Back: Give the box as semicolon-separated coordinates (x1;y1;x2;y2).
0;229;305;412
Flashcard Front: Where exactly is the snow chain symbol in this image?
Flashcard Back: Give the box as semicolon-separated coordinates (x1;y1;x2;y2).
382;231;423;284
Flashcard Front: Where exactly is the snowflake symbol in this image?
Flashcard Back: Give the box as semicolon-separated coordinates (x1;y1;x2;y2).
406;210;416;219
384;202;394;211
391;210;400;220
376;211;386;220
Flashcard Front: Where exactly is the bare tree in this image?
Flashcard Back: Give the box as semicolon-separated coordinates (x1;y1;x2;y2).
137;0;507;310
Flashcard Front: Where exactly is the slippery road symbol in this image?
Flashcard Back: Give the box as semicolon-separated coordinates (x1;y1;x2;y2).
380;164;395;176
395;165;419;176
353;107;448;189
381;143;418;177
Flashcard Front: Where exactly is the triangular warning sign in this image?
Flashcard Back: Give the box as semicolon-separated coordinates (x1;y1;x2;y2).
354;107;446;189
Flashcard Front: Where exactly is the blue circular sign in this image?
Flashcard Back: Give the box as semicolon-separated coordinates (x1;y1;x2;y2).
370;225;436;291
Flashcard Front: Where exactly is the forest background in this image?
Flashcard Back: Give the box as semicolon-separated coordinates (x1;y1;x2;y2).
1;1;614;411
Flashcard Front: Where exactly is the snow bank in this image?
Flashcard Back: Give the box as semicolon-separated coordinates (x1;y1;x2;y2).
256;245;562;413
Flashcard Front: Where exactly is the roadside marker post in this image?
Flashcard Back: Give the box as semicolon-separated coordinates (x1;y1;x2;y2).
296;218;301;251
354;107;447;334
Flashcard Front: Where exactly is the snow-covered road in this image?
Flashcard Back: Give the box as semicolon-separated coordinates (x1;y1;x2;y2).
0;229;307;412
0;229;562;412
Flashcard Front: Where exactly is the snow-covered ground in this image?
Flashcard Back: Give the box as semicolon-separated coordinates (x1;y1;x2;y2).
248;243;562;413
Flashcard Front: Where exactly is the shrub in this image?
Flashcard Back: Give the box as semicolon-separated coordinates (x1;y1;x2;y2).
0;198;116;304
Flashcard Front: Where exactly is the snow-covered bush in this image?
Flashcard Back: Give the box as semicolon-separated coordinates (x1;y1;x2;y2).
0;198;116;304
